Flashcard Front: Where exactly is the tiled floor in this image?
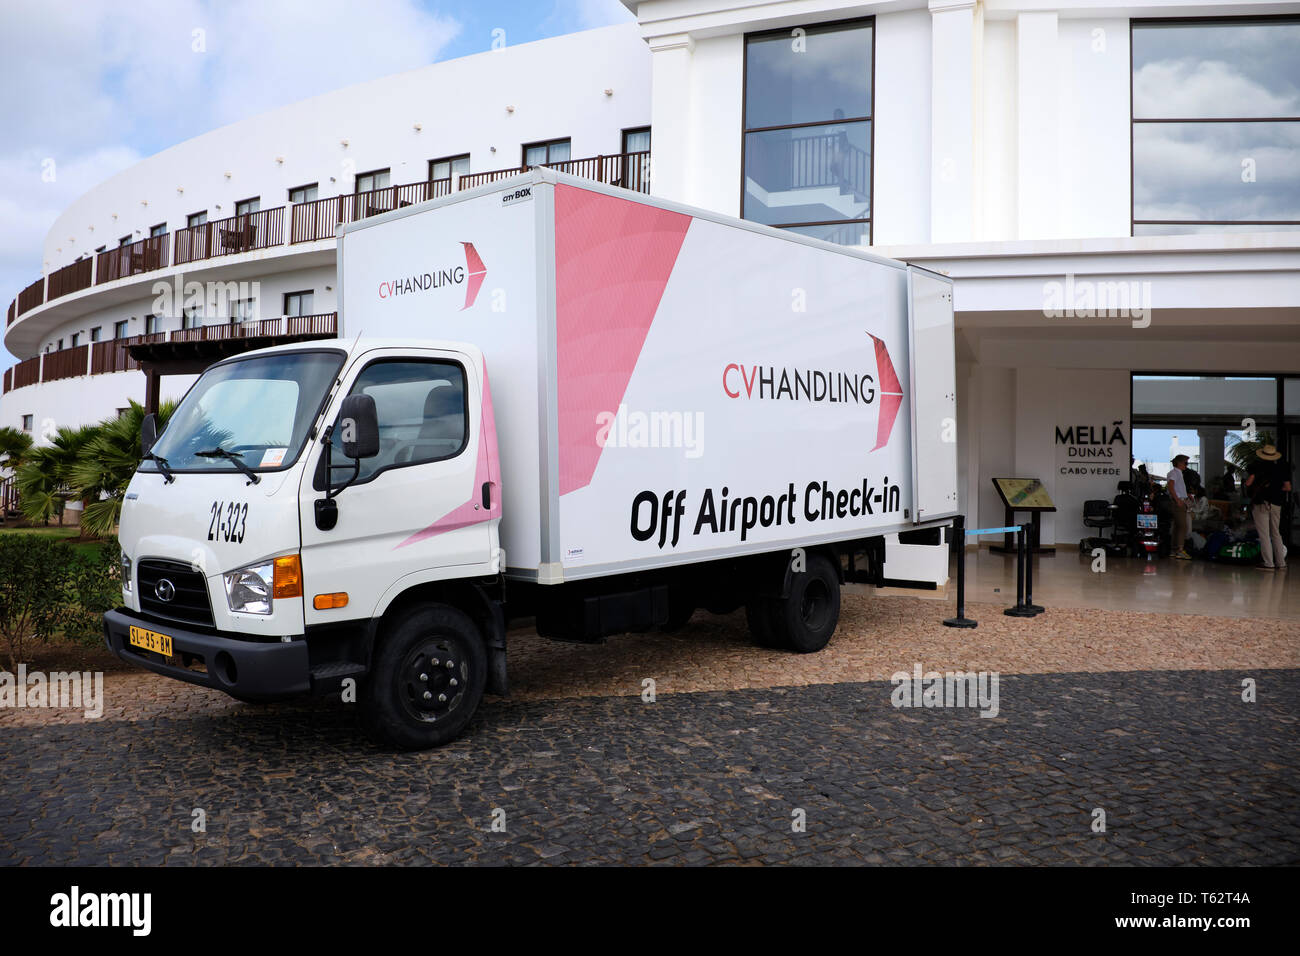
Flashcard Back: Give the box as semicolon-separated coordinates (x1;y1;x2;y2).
945;546;1299;622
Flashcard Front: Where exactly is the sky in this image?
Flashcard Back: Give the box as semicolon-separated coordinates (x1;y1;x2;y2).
0;0;634;370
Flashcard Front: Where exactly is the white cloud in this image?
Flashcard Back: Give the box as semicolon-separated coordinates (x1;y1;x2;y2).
0;0;461;341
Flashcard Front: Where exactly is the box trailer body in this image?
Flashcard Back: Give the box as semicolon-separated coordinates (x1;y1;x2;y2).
336;170;957;582
104;170;957;749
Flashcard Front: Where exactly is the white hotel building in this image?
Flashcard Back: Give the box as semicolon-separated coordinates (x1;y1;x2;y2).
3;0;1298;555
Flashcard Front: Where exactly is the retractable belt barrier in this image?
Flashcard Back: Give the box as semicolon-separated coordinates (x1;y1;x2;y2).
943;514;1044;629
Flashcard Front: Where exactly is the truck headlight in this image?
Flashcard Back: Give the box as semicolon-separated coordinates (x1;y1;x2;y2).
121;553;132;593
223;555;302;615
224;562;274;615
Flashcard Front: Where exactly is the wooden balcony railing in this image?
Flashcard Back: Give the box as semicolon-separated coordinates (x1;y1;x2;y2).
458;151;651;193
48;258;95;300
170;313;338;342
6;300;13;328
96;235;170;285
12;355;41;389
2;368;10;394
16;277;44;316
90;337;148;375
286;313;338;336
174;207;285;264
1;475;17;514
42;344;89;382
290;179;452;244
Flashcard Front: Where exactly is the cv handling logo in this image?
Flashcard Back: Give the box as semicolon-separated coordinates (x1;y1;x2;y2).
377;241;487;310
721;333;904;450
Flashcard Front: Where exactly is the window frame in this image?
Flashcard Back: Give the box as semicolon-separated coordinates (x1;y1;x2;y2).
1130;14;1300;235
288;183;319;204
740;15;876;245
234;196;261;216
114;319;130;339
621;126;651;155
355;168;391;194
521;138;572;168
314;356;471;491
428;154;470;190
187;211;208;229
283;290;315;317
90;326;102;343
149;223;167;238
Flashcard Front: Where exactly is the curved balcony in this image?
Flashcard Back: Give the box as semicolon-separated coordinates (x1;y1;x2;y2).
2;313;337;395
6;150;651;353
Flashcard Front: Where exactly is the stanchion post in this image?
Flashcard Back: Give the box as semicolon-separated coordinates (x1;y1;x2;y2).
1005;523;1036;617
1023;522;1044;615
943;515;977;629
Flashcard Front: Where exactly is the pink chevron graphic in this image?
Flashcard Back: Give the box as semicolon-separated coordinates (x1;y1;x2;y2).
554;184;691;496
461;241;486;310
395;360;501;549
867;333;903;452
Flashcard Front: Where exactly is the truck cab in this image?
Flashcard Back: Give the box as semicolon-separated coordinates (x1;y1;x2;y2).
105;338;505;748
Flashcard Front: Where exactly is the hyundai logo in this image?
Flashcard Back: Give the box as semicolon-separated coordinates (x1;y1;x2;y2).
155;578;176;603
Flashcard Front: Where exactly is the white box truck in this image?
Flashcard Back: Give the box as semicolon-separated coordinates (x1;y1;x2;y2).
104;170;958;749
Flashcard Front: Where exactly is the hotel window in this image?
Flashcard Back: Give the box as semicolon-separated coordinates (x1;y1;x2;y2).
115;319;129;339
229;298;256;324
70;333;80;347
150;223;167;238
742;18;874;246
621;128;652;191
182;307;201;330
622;127;651;155
1132;17;1300;235
118;235;132;246
187;211;208;228
21;415;32;432
145;314;159;335
429;154;470;190
523;138;571;167
56;338;63;350
235;197;260;216
356;168;390;193
288;183;318;203
284;290;314;317
90;327;102;343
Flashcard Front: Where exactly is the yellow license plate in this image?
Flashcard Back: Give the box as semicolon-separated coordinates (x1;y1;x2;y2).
129;625;173;657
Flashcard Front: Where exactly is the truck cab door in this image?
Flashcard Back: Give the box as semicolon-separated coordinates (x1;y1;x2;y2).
298;348;500;627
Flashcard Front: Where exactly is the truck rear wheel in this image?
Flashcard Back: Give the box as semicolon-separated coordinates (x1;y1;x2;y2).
755;552;841;654
360;603;486;750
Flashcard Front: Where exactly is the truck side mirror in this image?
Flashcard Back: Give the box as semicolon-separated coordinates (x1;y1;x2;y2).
140;413;158;457
338;394;380;459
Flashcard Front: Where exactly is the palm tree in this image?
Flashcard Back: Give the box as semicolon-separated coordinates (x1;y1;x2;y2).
16;424;101;526
0;425;32;470
66;400;176;538
1227;430;1276;472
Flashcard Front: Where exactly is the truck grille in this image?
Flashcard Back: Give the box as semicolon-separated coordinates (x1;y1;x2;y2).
136;559;215;628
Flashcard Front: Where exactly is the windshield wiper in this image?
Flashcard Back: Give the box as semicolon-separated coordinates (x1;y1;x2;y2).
195;447;261;485
141;451;175;484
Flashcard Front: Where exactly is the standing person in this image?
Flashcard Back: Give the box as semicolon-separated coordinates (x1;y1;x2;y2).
1245;445;1292;571
1222;463;1238;496
1167;454;1192;559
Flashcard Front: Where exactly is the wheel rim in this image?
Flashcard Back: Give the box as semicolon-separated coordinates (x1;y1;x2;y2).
398;635;470;723
799;577;832;631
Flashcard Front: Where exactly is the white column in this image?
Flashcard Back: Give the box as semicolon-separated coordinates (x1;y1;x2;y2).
929;0;976;243
1016;11;1060;239
646;33;694;206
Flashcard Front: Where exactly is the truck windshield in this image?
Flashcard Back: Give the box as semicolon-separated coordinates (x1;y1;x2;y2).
142;350;344;474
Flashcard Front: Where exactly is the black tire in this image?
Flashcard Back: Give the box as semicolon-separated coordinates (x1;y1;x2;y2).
360;603;486;750
745;600;782;648
660;597;696;633
766;552;841;653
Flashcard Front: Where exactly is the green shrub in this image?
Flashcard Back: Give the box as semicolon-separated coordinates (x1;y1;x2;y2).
0;534;120;669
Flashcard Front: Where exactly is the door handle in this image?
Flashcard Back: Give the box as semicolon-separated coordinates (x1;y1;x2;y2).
481;481;491;510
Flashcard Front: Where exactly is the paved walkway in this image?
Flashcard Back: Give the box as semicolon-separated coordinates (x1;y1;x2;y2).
3;668;1296;865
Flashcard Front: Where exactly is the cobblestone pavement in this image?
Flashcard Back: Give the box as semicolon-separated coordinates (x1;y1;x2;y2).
3;668;1296;865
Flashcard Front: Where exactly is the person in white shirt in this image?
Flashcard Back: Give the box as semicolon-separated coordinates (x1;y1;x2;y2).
1167;455;1191;559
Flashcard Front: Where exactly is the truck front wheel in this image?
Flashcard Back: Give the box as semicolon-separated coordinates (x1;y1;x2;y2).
360;603;486;750
748;553;841;654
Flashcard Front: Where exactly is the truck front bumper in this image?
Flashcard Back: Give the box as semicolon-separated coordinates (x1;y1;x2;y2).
103;608;311;701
